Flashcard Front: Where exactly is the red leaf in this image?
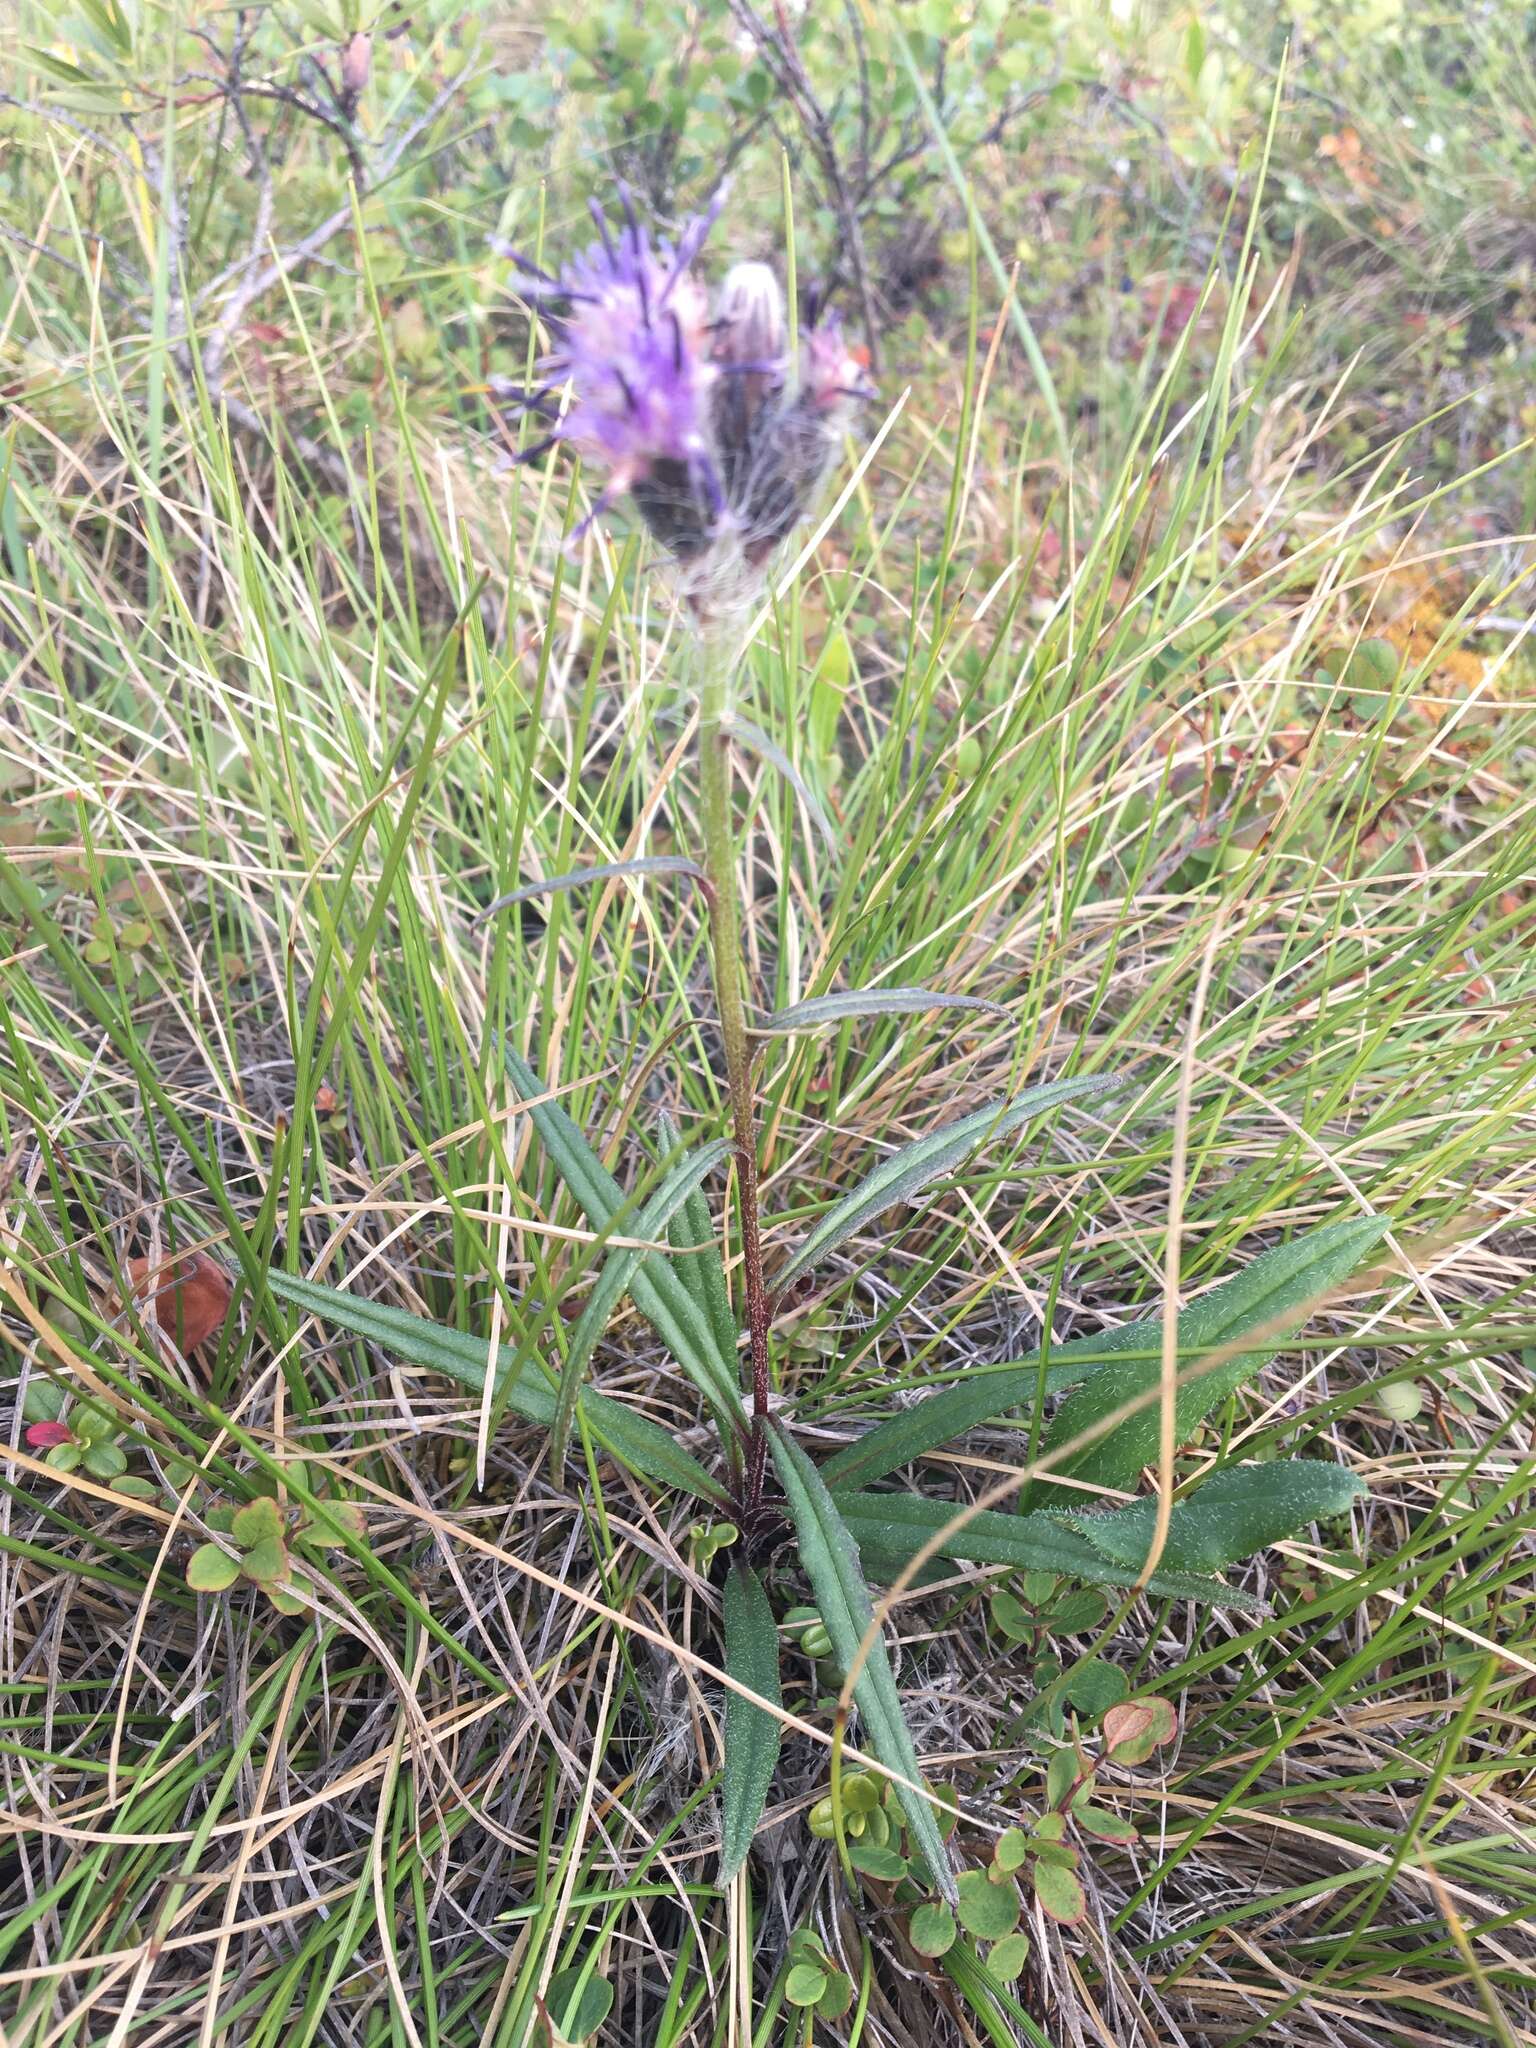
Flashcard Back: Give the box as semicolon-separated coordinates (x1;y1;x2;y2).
127;1252;233;1357
25;1421;72;1449
1102;1695;1178;1765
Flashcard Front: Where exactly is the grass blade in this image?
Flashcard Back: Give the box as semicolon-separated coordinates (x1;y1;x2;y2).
720;1561;783;1883
770;1424;956;1899
774;1074;1116;1293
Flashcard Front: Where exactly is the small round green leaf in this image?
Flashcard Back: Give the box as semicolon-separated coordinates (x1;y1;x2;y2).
187;1543;240;1593
814;1970;852;2019
1377;1380;1423;1423
546;1966;614;2041
987;1931;1031;1981
908;1901;957;1958
993;1827;1029;1873
82;1441;127;1480
1046;1745;1079;1808
22;1381;65;1423
807;1796;836;1839
957;1867;1020;1941
990;1588;1033;1641
1064;1657;1129;1716
848;1839;907;1882
1049;1589;1107;1634
232;1496;284;1548
239;1535;289;1586
784;1963;828;2007
1074;1802;1138;1843
1031;1858;1087;1924
72;1401;114;1445
843;1772;881;1814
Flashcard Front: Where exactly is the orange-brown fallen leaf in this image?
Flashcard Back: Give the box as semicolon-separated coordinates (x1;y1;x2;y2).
127;1251;233;1359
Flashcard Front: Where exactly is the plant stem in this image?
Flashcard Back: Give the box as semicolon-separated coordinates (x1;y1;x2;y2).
696;632;772;1509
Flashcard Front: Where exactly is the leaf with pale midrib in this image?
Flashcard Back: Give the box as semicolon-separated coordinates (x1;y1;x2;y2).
719;1563;783;1882
774;1073;1116;1294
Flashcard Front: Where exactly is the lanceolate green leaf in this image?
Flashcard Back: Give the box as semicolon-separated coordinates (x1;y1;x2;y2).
549;1138;730;1476
476;855;705;923
723;712;836;850
263;1270;722;1505
834;1491;1264;1611
822;1333;1141;1496
824;1213;1389;1497
774;1074;1116;1294
1018;1214;1389;1512
502;1047;742;1426
660;1113;738;1370
720;1562;783;1883
770;1425;956;1900
761;987;1010;1034
1064;1461;1366;1574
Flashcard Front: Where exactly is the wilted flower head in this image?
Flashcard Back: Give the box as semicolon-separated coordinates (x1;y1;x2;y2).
495;187;874;609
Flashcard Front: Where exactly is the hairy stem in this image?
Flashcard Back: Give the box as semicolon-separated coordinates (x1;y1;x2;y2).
696;634;772;1508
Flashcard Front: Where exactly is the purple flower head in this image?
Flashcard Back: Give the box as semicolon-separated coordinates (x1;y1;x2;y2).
498;186;726;541
495;189;874;603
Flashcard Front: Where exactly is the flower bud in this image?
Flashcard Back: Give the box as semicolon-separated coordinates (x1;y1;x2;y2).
713;262;787;368
710;261;788;505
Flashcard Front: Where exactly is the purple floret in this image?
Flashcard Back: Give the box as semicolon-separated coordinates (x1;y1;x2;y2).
500;188;727;539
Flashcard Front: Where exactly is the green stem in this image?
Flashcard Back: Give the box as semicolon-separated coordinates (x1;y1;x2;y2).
696;633;772;1506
